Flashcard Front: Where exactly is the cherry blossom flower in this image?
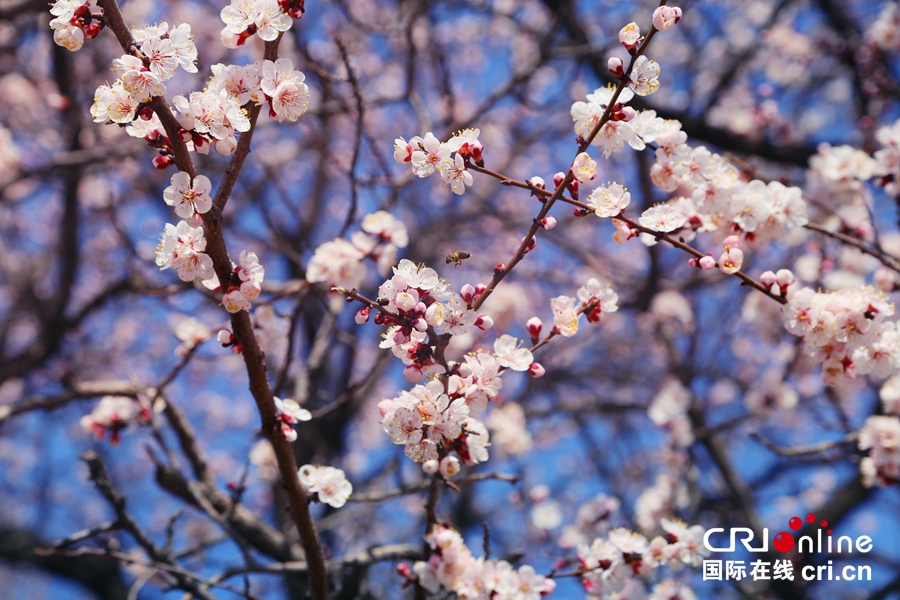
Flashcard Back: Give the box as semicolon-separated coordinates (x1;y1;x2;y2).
80;396;149;443
639;204;686;232
51;20;84;51
571;152;597;183
410;132;451;177
260;58;310;122
718;247;743;274
551;296;579;337
493;334;534;371
168;23;198;73
141;37;178;81
577;278;619;323
440;153;474;195
112;55;166;99
298;465;352;508
306;238;367;290
587;182;631;217
274;397;311;442
362;211;409;247
155;221;215;282
164;172;213;219
629;56;660;96
619;22;641;49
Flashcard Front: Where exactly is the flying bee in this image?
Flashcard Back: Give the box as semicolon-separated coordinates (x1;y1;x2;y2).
445;251;471;266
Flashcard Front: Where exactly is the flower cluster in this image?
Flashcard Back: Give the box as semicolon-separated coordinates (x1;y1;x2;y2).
50;0;103;51
647;142;808;245
372;260;494;381
782;285;897;385
297;464;352;508
207;59;310;124
220;0;301;49
549;278;619;338
874;118;900;196
577;518;707;598
394;129;483;195
306;212;409;307
378;379;486;465
80;396;150;444
858;416;900;487
274;397;311;442
571;86;682;158
412;525;555;599
91;23;197;125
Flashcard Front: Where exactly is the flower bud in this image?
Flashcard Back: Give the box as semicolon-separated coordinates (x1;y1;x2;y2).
526;317;543;340
354;307;370;324
475;283;487;297
523;236;537;254
652;6;682;31
394;291;418;313
84;21;103;39
474;315;493;331
699;255;716;270
439;456;460;478
760;270;777;290
687;258;698;268
424;303;444;327
413;318;428;332
397;563;412;578
528;362;546;378
186;213;203;228
614;106;636;122
460;283;476;304
775;269;795;288
619;22;641;50
722;235;742;250
494;263;506;274
217;329;234;345
152;155;173;170
541;215;557;230
138;106;155;121
608;56;625;78
422;459;439;474
530;176;546;190
552;172;566;188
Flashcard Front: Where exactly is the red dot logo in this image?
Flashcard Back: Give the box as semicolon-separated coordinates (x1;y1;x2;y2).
789;516;802;530
805;513;816;523
774;531;795;553
820;520;828;528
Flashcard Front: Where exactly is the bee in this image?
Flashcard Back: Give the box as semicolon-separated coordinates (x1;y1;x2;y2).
445;251;471;266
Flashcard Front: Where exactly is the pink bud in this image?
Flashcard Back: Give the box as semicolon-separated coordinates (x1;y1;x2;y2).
608;56;624;78
699;255;716;270
722;235;742;250
526;316;543;340
138;106;154;121
397;563;412;578
566;179;579;199
354;307;370;324
474;315;493;331
760;270;776;290
775;269;795;288
615;106;636;122
552;172;566;187
231;342;243;355
422;459;439;475
152;155;173;170
186;213;203;228
179;129;193;143
687;258;698;268
541;215;557;230
460;283;476;304
475;283;487;297
494;263;506;274
217;329;234;345
530;176;546;189
528;362;546;378
523;236;537;253
415;302;427;315
413;318;428;332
